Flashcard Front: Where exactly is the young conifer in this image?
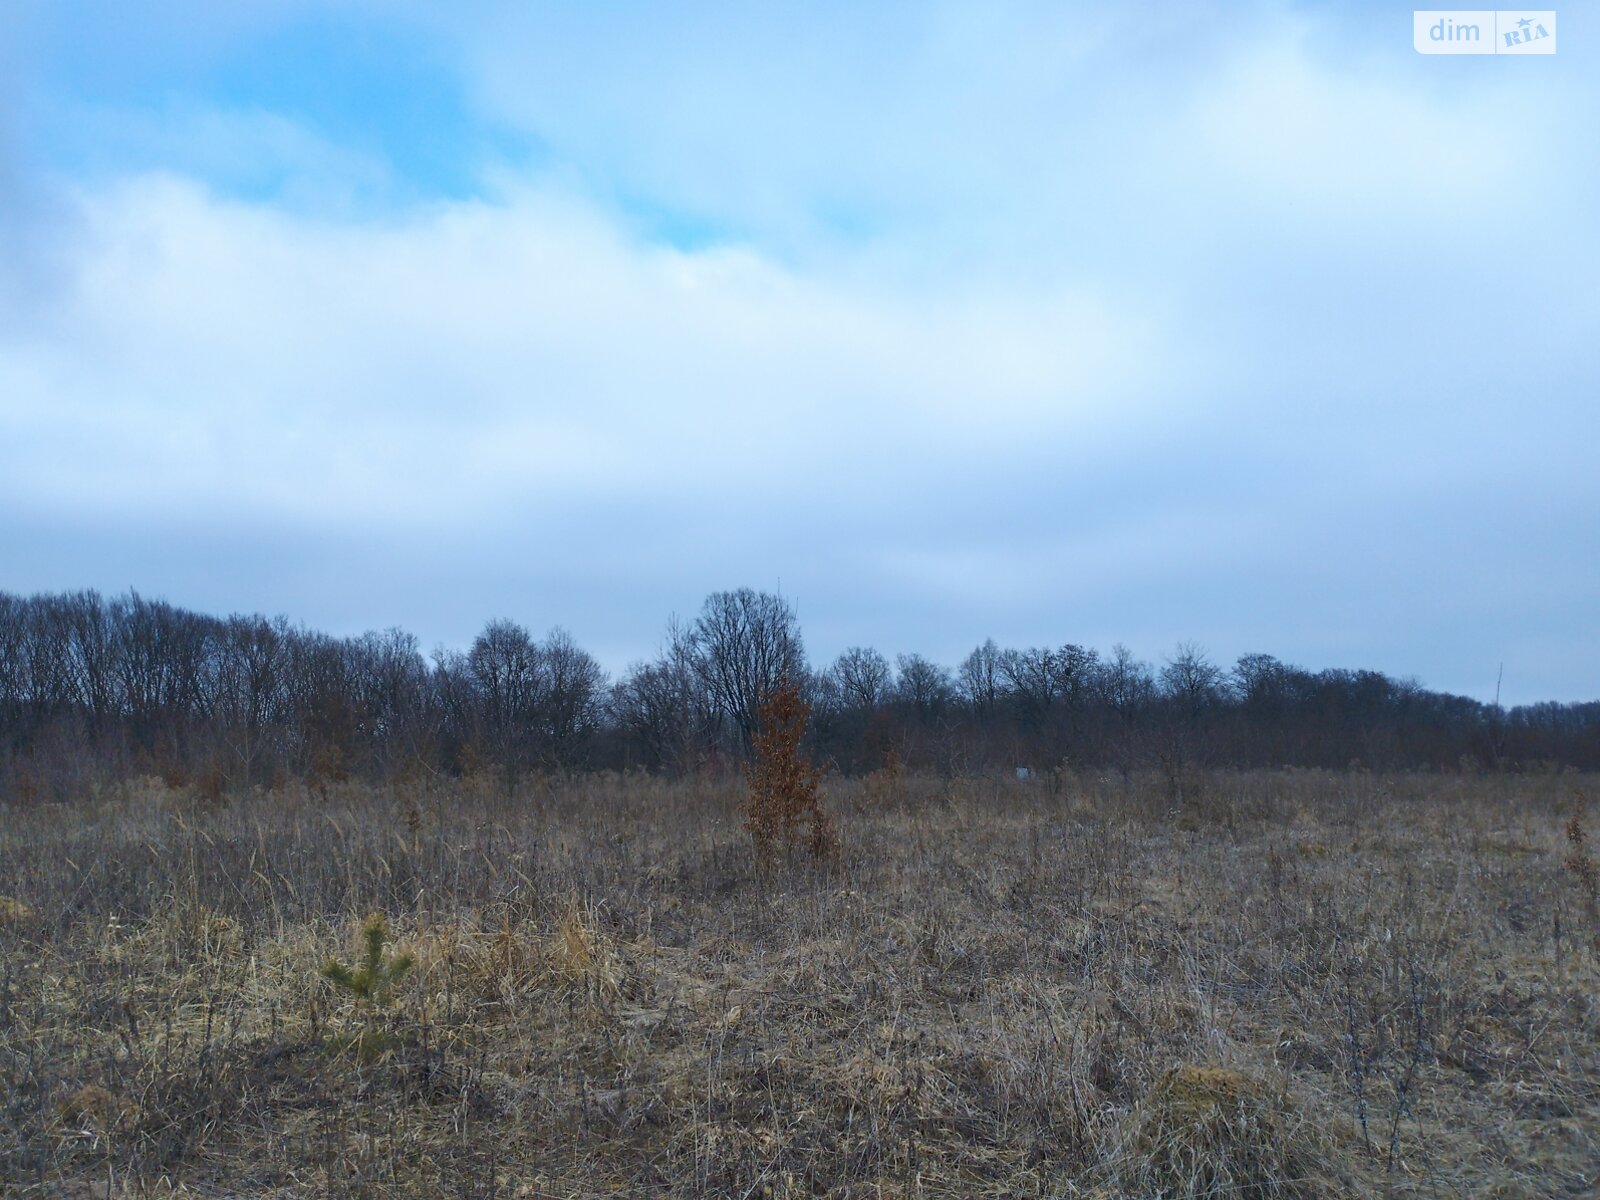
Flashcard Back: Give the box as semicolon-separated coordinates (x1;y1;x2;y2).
321;912;415;1007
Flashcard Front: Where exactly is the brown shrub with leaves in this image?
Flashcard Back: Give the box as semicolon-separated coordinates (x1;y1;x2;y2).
743;679;838;861
1563;804;1599;942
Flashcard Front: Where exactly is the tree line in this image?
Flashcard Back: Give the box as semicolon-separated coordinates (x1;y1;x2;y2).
1;586;1595;801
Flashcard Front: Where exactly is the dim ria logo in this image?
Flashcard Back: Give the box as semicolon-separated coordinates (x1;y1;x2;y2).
1414;10;1556;54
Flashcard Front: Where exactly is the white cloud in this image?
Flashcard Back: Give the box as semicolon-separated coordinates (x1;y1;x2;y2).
0;171;1161;533
3;1;1597;699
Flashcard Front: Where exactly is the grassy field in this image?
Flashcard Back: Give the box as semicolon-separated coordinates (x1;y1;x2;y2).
1;768;1596;1197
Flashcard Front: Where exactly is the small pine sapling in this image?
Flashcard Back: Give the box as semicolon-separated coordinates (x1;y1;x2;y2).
322;912;415;1008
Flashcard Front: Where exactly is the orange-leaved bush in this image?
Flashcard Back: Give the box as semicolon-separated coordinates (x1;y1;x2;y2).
744;679;838;861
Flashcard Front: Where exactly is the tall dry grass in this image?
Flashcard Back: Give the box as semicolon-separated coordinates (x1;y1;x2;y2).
0;768;1595;1197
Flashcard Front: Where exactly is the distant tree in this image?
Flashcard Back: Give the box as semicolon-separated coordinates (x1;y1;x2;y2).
998;643;1097;723
611;616;716;773
212;614;290;785
830;646;892;712
57;591;116;728
1097;644;1154;714
347;628;431;779
1155;643;1226;799
689;589;805;749
893;653;953;719
958;638;1006;715
429;646;480;774
466;619;544;781
537;628;606;768
3;583;1599;789
1232;653;1287;710
284;630;361;783
0;593;26;729
809;646;895;770
1096;643;1154;773
1160;642;1224;717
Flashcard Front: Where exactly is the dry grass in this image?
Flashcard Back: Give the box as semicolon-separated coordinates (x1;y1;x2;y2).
1;769;1596;1197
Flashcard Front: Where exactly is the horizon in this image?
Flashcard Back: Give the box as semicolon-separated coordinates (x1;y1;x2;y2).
0;581;1579;711
3;2;1596;707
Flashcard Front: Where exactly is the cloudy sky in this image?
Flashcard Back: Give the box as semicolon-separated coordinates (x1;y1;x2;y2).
1;1;1595;703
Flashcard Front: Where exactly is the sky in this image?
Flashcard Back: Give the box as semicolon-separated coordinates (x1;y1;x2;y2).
0;0;1595;704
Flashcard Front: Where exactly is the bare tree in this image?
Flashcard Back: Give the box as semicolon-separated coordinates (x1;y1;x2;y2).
612;616;717;773
57;591;116;728
110;592;216;752
1095;643;1154;776
893;653;953;719
996;644;1097;716
689;589;805;748
1154;642;1225;800
347;627;432;779
1161;642;1224;717
212;615;290;785
283;630;362;782
468;618;543;780
429;645;480;773
538;627;606;768
1097;644;1153;717
830;646;892;712
958;638;1005;714
0;592;29;724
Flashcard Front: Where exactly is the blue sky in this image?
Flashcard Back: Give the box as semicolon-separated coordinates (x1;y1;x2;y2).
1;1;1596;703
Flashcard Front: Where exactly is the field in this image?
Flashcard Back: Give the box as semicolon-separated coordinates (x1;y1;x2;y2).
2;769;1596;1197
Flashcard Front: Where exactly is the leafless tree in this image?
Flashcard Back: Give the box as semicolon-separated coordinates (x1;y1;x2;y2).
467;618;543;780
212;614;290;784
0;592;28;718
1161;642;1225;717
893;653;953;719
109;592;215;750
958;638;1005;714
689;589;805;748
1098;643;1154;718
347;627;432;778
1153;642;1226;799
1092;643;1153;775
3;585;1597;790
829;646;892;712
56;591;116;727
538;627;606;768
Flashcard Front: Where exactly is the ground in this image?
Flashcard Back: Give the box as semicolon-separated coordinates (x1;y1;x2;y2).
1;768;1595;1197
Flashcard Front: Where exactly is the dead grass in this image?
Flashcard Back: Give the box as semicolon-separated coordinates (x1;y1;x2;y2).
0;769;1595;1197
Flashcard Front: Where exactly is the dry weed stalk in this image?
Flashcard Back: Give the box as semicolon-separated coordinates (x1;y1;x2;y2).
550;896;623;1007
863;745;906;806
743;679;838;861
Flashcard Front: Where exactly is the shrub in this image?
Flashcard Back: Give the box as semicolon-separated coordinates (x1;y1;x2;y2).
320;912;416;1062
322;912;415;1008
743;679;838;861
1563;804;1599;945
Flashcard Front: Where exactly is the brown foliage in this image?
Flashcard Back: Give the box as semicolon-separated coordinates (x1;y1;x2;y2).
1562;804;1599;940
743;679;838;861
